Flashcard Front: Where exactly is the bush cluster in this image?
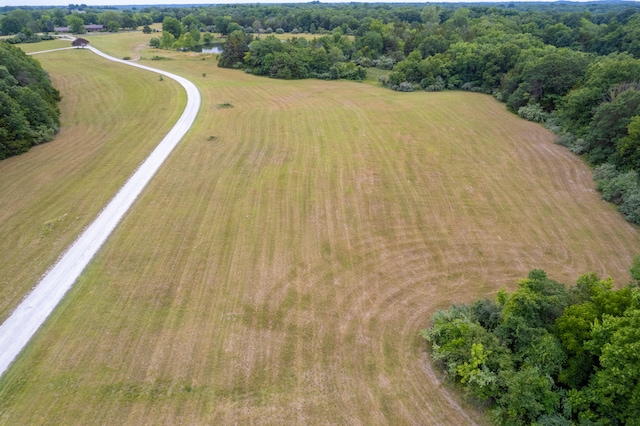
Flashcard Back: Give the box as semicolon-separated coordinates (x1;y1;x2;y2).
594;164;640;223
219;32;366;81
0;42;61;160
422;268;640;425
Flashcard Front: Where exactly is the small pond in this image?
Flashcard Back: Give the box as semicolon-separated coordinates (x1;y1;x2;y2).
201;44;223;54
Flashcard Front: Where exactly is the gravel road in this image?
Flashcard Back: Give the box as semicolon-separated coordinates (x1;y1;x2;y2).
0;45;201;377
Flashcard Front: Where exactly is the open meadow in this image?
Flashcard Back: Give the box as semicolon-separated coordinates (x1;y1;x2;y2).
1;36;640;424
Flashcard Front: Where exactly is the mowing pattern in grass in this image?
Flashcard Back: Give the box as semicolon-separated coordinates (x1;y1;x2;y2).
1;54;640;424
0;49;184;323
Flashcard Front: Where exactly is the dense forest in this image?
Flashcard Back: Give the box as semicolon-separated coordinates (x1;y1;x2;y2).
422;267;640;425
0;42;60;160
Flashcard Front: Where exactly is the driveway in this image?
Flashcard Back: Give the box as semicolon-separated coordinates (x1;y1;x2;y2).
0;44;201;377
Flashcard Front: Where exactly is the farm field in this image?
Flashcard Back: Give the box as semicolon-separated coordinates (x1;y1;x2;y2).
2;39;640;424
0;46;184;324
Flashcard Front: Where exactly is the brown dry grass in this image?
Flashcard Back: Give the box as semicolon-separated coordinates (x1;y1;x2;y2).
1;44;640;425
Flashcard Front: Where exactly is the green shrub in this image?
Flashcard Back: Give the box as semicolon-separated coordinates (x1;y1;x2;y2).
518;103;549;123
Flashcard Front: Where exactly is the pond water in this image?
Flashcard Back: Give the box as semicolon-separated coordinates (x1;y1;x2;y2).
201;45;223;54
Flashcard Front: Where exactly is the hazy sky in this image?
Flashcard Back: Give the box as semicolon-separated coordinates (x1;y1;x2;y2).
1;0;599;8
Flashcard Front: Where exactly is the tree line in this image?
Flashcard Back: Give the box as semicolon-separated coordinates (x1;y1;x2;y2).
422;266;640;425
0;42;60;160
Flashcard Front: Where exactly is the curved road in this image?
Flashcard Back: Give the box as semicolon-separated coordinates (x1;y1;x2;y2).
0;45;201;377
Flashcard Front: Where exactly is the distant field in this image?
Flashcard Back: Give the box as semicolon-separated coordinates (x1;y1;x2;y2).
18;38;71;53
1;39;640;424
0;47;184;324
84;30;159;59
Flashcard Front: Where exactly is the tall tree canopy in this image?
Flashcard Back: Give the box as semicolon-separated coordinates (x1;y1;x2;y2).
0;41;60;160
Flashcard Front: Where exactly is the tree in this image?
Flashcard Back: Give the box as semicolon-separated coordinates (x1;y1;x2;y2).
0;42;61;160
159;31;176;49
106;21;119;33
357;31;384;57
422;268;639;425
98;10;121;28
214;15;231;36
0;90;32;158
421;5;441;28
556;301;600;388
586;89;640;165
227;22;242;34
7;9;32;32
505;48;590;113
162;16;183;40
175;33;195;51
66;14;85;34
202;32;214;44
218;29;252;68
617;115;640;170
189;27;200;44
142;25;152;34
121;13;137;31
181;14;200;29
493;366;562;424
51;8;67;27
570;299;640;424
1;16;22;35
71;38;89;48
136;13;152;27
631;255;640;286
560;54;640;136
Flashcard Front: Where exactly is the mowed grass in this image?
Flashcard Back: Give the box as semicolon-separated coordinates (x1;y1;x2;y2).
18;38;73;53
0;48;184;323
84;30;160;59
2;44;640;424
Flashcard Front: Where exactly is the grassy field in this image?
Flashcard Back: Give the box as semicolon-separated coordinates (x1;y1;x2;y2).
265;32;356;41
0;46;184;324
17;38;71;53
83;30;160;59
1;40;640;424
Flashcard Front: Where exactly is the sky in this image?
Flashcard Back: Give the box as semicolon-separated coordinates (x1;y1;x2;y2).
1;0;602;8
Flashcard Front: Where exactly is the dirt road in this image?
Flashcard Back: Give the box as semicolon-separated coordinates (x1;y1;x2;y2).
0;45;201;377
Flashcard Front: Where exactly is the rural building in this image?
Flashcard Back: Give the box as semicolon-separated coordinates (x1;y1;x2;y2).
54;24;104;33
85;25;103;32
